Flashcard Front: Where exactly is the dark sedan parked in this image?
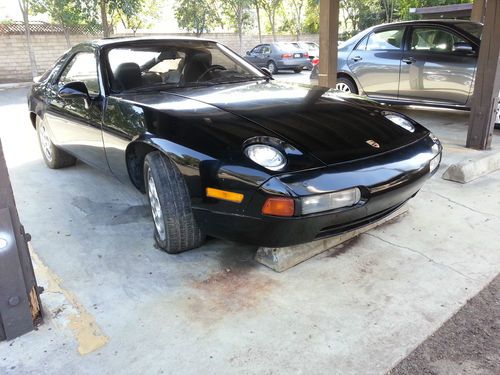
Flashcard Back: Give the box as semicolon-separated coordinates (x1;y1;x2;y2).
28;37;442;254
312;20;484;109
244;42;309;73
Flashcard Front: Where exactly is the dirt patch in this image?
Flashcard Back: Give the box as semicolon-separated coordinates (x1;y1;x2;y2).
390;274;500;375
326;236;362;258
183;245;278;326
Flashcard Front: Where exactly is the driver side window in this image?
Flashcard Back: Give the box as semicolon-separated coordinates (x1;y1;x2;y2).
59;52;99;95
251;45;262;54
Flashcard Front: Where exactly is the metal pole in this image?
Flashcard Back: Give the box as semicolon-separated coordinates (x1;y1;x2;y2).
318;0;339;88
466;0;500;150
0;140;41;340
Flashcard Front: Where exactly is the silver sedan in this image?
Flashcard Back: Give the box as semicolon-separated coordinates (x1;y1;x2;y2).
312;20;486;110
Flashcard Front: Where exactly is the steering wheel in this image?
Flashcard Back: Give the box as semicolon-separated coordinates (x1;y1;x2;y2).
196;65;227;83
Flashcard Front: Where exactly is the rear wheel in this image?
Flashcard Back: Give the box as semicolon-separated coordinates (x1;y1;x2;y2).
335;77;358;94
144;151;205;254
267;61;278;74
36;116;76;169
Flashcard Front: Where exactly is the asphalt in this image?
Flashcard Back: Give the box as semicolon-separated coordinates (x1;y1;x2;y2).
0;80;499;374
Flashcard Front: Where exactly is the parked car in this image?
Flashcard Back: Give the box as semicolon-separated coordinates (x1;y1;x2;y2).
291;41;319;70
311;20;483;106
244;42;309;73
28;37;442;253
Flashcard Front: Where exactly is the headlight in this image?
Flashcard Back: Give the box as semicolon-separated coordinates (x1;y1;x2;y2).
383;111;415;132
301;188;361;215
244;144;287;171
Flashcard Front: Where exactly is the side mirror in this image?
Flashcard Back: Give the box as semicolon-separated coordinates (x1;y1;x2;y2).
58;81;90;100
260;67;273;79
246;51;250;56
452;42;474;54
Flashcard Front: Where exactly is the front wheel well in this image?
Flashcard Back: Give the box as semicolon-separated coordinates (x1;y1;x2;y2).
126;142;159;193
336;73;358;93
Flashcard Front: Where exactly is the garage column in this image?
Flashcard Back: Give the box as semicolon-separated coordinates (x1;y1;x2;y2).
466;0;500;150
471;0;486;23
318;0;339;88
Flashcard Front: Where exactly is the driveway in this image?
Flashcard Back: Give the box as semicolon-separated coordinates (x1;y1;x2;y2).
0;86;499;374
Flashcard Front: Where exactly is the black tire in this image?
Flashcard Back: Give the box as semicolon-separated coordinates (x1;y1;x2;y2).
335;77;358;94
144;151;205;254
36;116;76;169
267;60;278;74
293;67;302;73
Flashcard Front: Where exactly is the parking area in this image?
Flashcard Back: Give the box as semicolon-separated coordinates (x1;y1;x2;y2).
0;83;499;374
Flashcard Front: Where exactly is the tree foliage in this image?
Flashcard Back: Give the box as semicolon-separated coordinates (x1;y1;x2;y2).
175;0;220;36
222;0;253;51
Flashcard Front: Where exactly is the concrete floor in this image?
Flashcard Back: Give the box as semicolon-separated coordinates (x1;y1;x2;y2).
0;83;499;375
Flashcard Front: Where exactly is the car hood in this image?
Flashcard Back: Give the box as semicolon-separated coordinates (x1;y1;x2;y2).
125;81;429;165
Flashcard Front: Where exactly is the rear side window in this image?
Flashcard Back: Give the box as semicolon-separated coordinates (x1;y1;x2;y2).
411;27;467;53
360;28;405;51
58;52;99;95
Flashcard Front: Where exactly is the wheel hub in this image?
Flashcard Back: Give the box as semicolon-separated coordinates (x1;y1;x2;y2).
39;122;52;162
336;82;351;92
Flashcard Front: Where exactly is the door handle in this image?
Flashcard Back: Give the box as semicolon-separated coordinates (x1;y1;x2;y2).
402;57;416;64
352;56;362;62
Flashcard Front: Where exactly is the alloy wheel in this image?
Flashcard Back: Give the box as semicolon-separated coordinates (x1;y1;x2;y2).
147;169;166;241
39;121;53;162
336;82;351;92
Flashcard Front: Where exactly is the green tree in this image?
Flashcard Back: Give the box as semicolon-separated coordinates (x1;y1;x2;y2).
175;0;220;36
223;0;253;52
18;0;38;77
303;0;319;34
281;0;306;40
117;0;161;35
258;0;282;41
30;0;93;46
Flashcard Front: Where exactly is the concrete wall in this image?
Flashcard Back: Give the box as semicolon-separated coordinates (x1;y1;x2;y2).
0;33;319;83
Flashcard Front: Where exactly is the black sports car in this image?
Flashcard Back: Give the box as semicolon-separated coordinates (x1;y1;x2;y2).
28;37;442;253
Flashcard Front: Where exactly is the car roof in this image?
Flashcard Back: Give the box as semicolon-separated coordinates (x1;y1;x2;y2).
372;19;482;28
84;36;217;48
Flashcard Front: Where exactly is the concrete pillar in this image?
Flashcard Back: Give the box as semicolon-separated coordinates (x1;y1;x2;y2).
318;0;339;88
466;0;500;150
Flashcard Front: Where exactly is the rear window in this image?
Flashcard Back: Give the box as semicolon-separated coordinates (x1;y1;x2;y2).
453;22;482;39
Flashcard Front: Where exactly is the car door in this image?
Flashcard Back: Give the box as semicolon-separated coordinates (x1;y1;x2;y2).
347;26;406;99
246;45;263;66
44;49;109;171
398;25;477;106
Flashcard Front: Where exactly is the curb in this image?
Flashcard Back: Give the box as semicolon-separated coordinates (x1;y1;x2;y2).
442;149;500;183
0;82;32;89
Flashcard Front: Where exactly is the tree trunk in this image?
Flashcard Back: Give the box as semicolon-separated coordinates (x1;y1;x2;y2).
18;0;37;79
255;3;262;43
62;26;71;48
100;0;110;37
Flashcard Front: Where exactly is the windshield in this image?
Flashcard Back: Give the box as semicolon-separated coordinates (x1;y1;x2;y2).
453;22;482;39
106;40;265;92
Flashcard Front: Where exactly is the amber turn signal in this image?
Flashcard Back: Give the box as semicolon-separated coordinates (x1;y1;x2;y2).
262;197;295;217
206;187;244;203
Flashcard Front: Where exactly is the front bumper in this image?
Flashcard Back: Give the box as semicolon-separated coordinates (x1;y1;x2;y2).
194;136;441;247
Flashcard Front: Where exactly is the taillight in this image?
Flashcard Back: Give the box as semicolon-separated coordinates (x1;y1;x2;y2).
262;197;295;217
304;52;309;58
281;53;293;59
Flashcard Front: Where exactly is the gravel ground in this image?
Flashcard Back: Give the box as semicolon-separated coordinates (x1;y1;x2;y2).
390;275;500;375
